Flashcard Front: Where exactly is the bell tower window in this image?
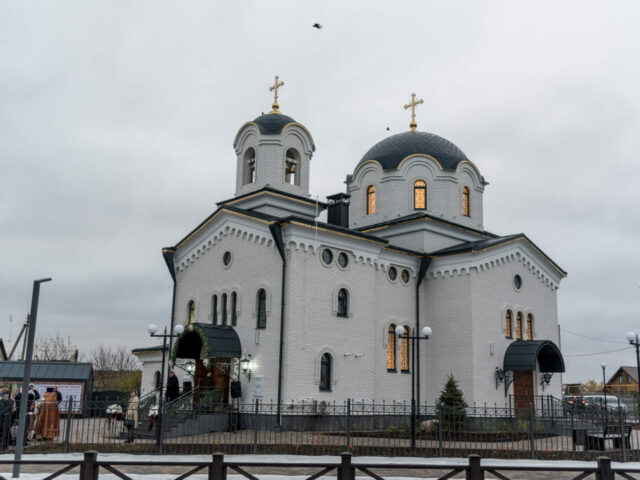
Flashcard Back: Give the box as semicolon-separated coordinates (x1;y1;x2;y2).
366;186;376;215
414;180;426;210
243;148;256;185
285;149;299;185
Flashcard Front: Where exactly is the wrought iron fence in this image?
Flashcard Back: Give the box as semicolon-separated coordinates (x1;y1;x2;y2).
2;395;640;461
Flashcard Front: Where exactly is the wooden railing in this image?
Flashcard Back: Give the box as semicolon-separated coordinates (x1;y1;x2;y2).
1;451;640;480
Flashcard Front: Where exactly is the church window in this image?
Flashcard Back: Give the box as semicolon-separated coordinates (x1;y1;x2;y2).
223;251;232;267
388;266;397;282
462;186;470;216
401;269;410;284
505;310;513;338
244;148;256;184
319;353;332;391
513;275;522;290
187;300;195;324
387;325;397;371
414;180;427;210
337;252;349;269
212;295;218;325
337;288;348;317
256;289;267;329
400;326;410;372
516;312;523;340
231;292;238;326
321;248;333;265
285;149;300;185
366;186;376;215
221;293;228;326
526;313;533;340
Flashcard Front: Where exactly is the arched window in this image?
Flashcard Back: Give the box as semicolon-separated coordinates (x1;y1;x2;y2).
231;292;238;326
337;288;348;317
516;312;523;340
366;185;376;215
285;149;299;185
505;310;513;338
387;325;396;371
462;186;470;216
256;289;267;329
400;326;410;372
212;295;218;325
319;353;332;391
244;148;256;184
526;314;533;340
221;293;227;326
414;180;426;210
187;300;195;324
154;371;161;390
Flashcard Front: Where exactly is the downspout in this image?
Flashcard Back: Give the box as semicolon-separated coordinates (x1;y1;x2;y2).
162;248;177;368
415;255;432;413
269;223;287;428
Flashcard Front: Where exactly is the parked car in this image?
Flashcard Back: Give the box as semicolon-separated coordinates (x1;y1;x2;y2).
563;395;586;411
582;395;628;414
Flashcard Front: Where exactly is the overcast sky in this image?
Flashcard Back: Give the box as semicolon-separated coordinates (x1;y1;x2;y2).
1;1;639;384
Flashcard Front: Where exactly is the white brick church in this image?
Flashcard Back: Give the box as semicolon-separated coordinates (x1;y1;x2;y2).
136;81;566;410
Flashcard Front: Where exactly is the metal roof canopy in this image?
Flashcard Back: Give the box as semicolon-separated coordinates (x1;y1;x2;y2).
172;323;241;362
503;340;565;372
0;361;93;382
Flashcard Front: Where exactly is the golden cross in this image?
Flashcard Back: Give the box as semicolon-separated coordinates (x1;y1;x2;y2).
403;92;424;132
269;75;285;113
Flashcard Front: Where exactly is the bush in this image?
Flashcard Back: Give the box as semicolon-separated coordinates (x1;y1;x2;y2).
436;374;468;431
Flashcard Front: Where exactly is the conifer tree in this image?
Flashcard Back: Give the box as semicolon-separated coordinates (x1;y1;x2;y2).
436;374;468;431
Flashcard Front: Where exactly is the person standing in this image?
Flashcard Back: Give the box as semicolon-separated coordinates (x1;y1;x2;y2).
35;387;59;440
166;371;180;404
53;387;62;404
124;390;139;445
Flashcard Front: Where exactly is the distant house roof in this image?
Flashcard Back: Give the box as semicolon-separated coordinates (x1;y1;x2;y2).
0;361;93;382
607;366;638;384
132;345;168;355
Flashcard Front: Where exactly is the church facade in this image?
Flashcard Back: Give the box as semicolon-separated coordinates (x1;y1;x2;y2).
155;82;566;409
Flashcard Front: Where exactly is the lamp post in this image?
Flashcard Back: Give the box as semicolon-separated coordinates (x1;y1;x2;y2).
13;278;51;479
147;323;184;453
601;362;607;410
626;331;640;415
396;325;432;450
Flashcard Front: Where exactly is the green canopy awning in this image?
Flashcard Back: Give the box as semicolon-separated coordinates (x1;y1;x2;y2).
503;340;565;372
171;323;241;364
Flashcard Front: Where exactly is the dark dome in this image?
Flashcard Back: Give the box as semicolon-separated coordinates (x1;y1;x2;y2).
253;113;297;135
357;131;469;172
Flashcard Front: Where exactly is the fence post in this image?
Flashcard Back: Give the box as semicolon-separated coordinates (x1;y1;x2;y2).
253;398;259;455
80;450;99;480
619;398;627;463
529;403;535;459
346;398;351;453
63;396;73;453
438;401;444;458
210;452;226;480
596;457;612;480
465;455;483;480
338;452;355;480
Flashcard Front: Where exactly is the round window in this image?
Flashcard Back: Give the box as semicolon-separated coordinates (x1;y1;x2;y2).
514;274;522;290
321;248;333;265
223;251;232;266
401;269;410;283
388;266;398;281
337;252;349;268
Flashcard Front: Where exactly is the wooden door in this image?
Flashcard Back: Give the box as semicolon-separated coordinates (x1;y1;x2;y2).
212;358;230;404
513;370;534;414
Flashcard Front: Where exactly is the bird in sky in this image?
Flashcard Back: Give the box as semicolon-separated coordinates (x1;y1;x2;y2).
313;23;323;29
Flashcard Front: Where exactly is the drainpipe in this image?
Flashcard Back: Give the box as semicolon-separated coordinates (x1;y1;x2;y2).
269;223;287;428
162;248;177;369
415;255;431;414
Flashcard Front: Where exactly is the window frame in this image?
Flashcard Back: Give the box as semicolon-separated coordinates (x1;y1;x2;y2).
212;295;218;325
221;293;228;326
462;186;470;217
337;288;349;317
366;185;376;215
231;291;238;326
387;324;397;371
400;325;410;372
413;180;427;210
505;310;513;339
516;312;523;340
526;313;534;340
187;300;195;324
319;353;332;391
256;288;267;329
244;148;256;185
284;148;300;186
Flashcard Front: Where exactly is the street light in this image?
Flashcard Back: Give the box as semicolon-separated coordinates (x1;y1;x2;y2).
396;325;432;450
601;362;607;410
626;331;640;414
147;323;184;453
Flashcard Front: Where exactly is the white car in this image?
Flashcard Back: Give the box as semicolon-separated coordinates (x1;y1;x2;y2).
582;395;628;414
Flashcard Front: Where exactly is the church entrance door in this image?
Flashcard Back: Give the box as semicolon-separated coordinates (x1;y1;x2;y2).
513;370;534;414
212;358;230;404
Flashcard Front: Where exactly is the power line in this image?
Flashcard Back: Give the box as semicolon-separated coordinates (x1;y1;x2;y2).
564;346;632;358
560;327;627;345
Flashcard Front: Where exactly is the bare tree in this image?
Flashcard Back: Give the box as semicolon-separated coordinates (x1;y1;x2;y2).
88;345;140;371
34;331;78;361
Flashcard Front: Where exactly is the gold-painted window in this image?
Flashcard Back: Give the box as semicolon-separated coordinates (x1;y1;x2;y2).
462;186;470;216
366;185;376;215
187;300;195;324
400;326;410;372
386;325;396;370
414;180;426;210
505;310;513;338
526;314;533;340
516;312;523;340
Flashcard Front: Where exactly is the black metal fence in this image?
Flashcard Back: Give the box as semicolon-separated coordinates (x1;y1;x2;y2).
3;395;640;461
